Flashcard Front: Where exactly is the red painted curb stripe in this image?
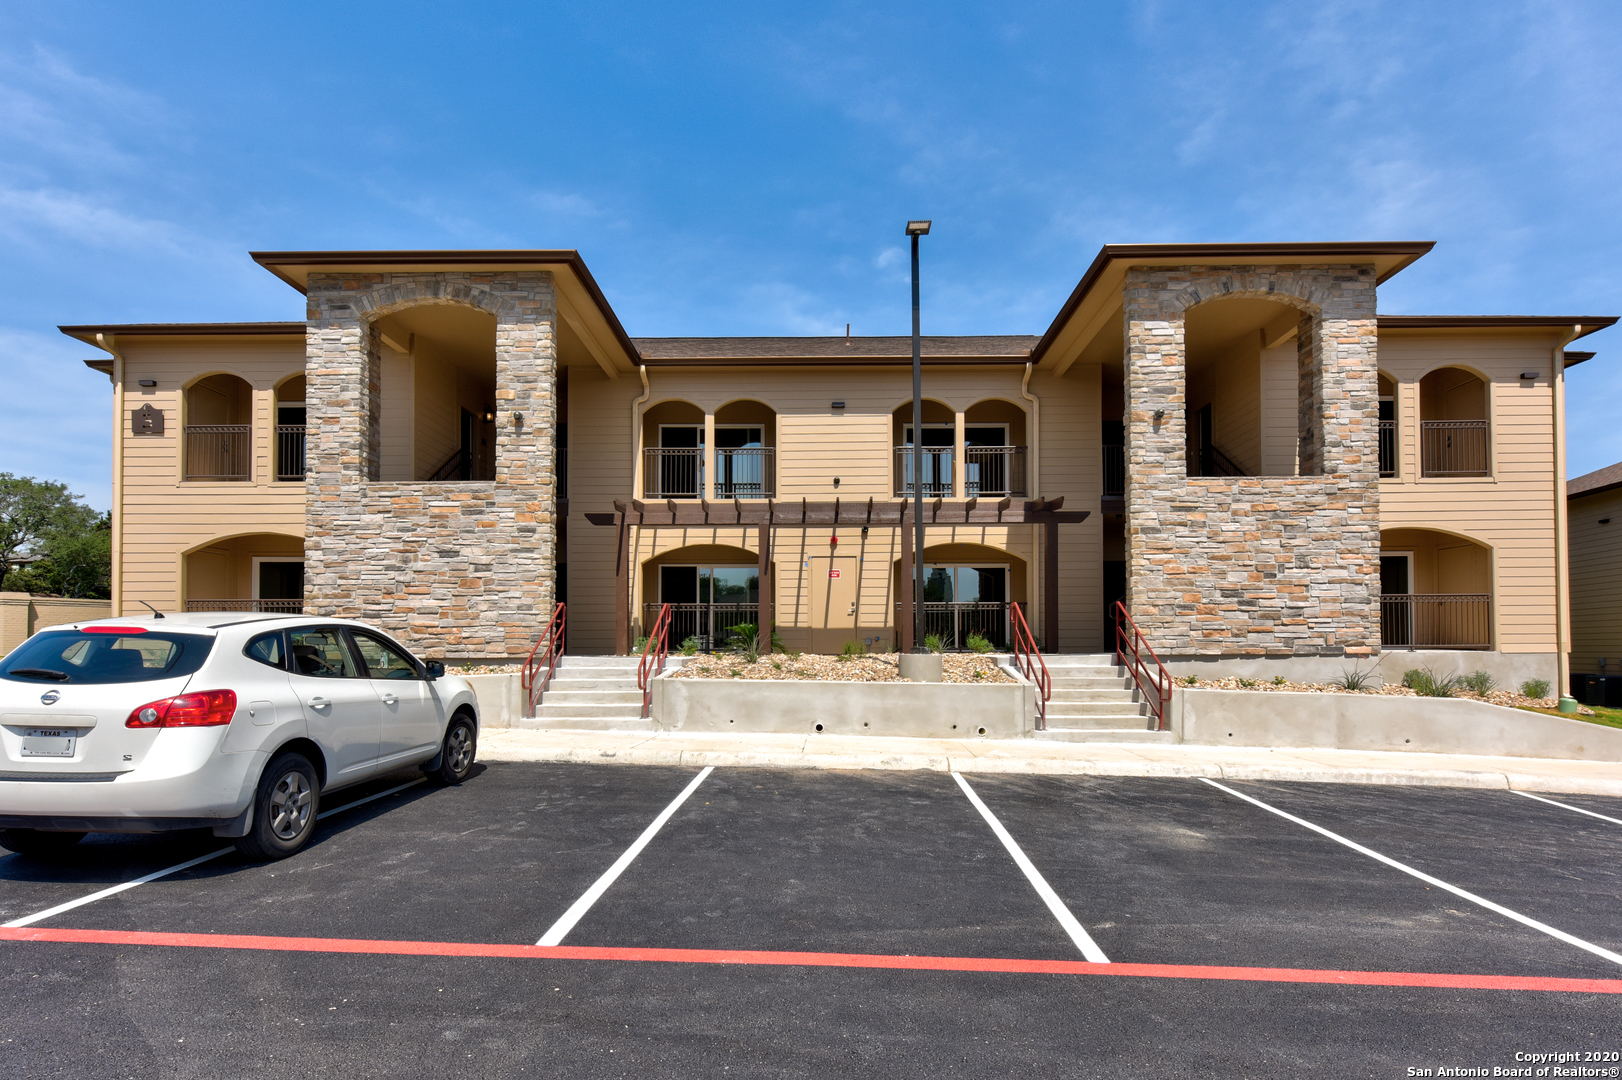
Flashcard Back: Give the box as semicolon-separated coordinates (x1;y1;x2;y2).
3;926;1618;994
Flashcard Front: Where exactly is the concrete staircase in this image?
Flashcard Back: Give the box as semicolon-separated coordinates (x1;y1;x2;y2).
520;655;653;730
1033;653;1174;743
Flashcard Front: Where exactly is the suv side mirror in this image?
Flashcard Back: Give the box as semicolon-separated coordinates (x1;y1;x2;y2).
424;660;445;680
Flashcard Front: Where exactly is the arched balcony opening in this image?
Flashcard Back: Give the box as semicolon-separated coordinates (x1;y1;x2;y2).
371;304;498;482
892;399;956;497
714;400;777;498
184;373;254;481
642;544;760;650
963;399;1028;497
1380;529;1492;649
1377;372;1397;477
275;374;307;482
641;400;706;498
184;533;305;613
893;543;1028;651
1419;367;1490;477
1183;296;1306;477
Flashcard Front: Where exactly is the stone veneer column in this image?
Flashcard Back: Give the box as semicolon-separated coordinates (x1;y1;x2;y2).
303;272;557;659
1122;264;1381;657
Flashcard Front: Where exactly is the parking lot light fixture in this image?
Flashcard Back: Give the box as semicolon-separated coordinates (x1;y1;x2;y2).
907;219;931;653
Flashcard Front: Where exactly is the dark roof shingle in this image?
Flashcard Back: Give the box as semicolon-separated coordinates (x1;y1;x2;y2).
631;335;1037;364
1569;461;1622;498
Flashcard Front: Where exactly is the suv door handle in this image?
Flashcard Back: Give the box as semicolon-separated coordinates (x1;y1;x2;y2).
308;696;330;708
381;693;397;705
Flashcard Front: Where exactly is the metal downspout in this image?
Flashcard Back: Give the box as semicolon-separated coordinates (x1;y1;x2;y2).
629;365;651;643
1553;327;1580;709
97;333;124;616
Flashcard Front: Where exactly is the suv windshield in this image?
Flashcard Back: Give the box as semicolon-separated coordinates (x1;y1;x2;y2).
0;630;215;685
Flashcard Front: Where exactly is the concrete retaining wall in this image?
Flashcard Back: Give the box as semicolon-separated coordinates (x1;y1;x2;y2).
1161;650;1558;691
1174;687;1622;761
652;673;1034;738
461;673;523;729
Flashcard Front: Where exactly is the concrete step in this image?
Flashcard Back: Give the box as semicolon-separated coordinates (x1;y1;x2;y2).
544;677;642;692
532;702;649;720
538;690;645;706
1043;653;1117;664
556;656;642;670
1045;701;1150;717
1047;676;1133;690
514;716;656;732
1048;688;1141;703
1034;728;1175;743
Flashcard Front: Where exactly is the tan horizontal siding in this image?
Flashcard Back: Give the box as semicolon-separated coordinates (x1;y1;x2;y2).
1568;487;1622;672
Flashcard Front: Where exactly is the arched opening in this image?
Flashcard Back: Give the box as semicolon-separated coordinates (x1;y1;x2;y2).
642;399;706;498
964;399;1028;497
275;374;307;482
183;373;254;481
1377;372;1397;477
715;399;777;497
183;533;305;613
892;399;955;496
1380;529;1492;649
1183;297;1306;477
372;304;498;482
894;543;1028;650
642;543;760;649
1418;367;1489;477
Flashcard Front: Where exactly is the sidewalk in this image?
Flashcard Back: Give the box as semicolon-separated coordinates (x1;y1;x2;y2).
479;728;1622;797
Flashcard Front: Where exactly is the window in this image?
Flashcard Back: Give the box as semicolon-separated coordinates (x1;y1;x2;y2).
287;628;358;678
245;631;288;670
922;566;1007;604
350;632;421;680
0;630;213;685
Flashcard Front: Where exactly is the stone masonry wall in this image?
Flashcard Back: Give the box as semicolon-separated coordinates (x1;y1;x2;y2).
1123;264;1381;657
303;272;557;658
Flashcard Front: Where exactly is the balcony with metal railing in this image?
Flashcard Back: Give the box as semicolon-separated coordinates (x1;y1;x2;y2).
893;446;955;497
1378;420;1396;477
1379;593;1492;649
1420;420;1489;477
276;425;306;481
184;425;252;481
907;601;1011;651
184;598;305;614
643;447;775;499
643;602;759;651
715;447;774;498
964;445;1027;497
1103;444;1124;497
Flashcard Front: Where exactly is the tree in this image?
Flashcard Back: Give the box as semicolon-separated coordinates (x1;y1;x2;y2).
0;475;107;598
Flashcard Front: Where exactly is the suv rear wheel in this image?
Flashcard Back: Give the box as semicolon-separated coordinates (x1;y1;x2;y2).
234;752;320;861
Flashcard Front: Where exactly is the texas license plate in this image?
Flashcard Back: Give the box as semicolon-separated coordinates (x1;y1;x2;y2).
21;729;75;757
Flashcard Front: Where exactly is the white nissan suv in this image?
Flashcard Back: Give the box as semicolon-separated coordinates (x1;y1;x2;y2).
0;613;480;860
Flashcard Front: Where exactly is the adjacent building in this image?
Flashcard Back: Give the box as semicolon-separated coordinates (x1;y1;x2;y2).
1568;460;1622;701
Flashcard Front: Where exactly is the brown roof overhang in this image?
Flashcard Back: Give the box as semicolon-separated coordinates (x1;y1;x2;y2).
1377;315;1617;341
634;334;1037;366
1030;241;1436;367
1565;351;1597;367
248;249;639;368
1569;460;1622;499
61;322;304;346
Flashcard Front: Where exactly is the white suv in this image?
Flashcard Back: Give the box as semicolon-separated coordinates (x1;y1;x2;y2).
0;613;480;860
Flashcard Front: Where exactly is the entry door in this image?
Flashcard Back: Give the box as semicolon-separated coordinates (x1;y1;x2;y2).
810;557;859;631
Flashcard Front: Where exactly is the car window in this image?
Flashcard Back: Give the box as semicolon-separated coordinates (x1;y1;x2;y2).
0;630;213;685
286;628;358;679
245;631;288;670
349;632;420;680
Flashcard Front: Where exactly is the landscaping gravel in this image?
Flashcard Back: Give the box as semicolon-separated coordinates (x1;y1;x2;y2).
671;652;1015;683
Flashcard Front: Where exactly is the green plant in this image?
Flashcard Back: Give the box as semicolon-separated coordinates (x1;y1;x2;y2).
632;634;649;653
679;635;701;656
1334;666;1376;691
1271;674;1287;686
1180;674;1199;687
835;652;851;663
1236;677;1258;689
1403;667;1461;698
725;623;786;654
965;633;995;654
1458;670;1496;696
841;639;866;658
729;667;741;678
923;633;946;654
1519;678;1552;699
972;669;985;680
771;660;783;672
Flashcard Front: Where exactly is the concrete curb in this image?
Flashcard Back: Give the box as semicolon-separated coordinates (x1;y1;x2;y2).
477;731;1622;797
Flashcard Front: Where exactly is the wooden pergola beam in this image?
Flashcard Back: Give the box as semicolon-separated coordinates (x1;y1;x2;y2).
606;498;1087;528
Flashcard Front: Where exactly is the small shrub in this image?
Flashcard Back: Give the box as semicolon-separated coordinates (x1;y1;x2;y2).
632;635;649;653
1403;667;1460;698
1458;670;1496;696
841;639;866;658
1334;666;1376;691
1271;674;1287;686
965;633;995;654
923;633;946;654
1520;678;1552;699
835;653;851;663
1180;675;1199;687
741;644;761;664
771;660;783;672
1237;677;1258;689
972;668;985;680
679;636;701;656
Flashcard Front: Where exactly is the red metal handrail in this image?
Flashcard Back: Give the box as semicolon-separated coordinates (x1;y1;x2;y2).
521;602;566;717
1112;600;1171;731
1009;601;1050;730
638;603;673;719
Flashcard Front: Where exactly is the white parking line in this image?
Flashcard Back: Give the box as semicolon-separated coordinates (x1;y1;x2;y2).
951;772;1110;964
2;778;426;930
1511;789;1622;827
1200;778;1622;968
537;766;714;947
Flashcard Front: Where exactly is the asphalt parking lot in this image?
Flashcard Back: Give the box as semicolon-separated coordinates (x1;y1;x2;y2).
2;762;1620;1079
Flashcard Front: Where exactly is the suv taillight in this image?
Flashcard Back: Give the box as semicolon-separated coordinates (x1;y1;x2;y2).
126;690;238;728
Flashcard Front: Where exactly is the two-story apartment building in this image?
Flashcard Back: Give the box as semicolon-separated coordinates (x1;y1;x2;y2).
65;244;1612;686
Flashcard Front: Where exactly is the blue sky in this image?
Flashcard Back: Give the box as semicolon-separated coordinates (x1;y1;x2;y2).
2;1;1619;510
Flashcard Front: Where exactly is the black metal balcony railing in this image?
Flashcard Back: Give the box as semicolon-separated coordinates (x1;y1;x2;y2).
1420;420;1489;477
964;446;1027;497
1103;444;1125;497
716;447;774;499
1379;593;1491;650
644;603;758;651
899;601;1011;651
644;448;702;498
1378;420;1396;478
276;424;306;481
185;598;305;614
184;425;252;481
894;446;954;497
557;446;567;499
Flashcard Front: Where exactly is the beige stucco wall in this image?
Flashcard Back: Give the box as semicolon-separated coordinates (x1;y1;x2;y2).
0;593;113;655
1569;486;1622;674
1377;330;1566;654
114;337;307;617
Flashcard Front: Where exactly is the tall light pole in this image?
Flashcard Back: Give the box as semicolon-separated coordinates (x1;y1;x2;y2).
906;219;931;653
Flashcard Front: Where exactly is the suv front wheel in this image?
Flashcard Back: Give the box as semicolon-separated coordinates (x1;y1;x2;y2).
234;752;320;861
426;714;476;785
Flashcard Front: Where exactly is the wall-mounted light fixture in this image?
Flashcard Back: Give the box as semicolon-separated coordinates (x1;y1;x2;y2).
1520;372;1540;380
483;408;495;423
832;477;841;488
1153;408;1166;422
512;412;524;429
831;401;845;409
138;379;157;388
